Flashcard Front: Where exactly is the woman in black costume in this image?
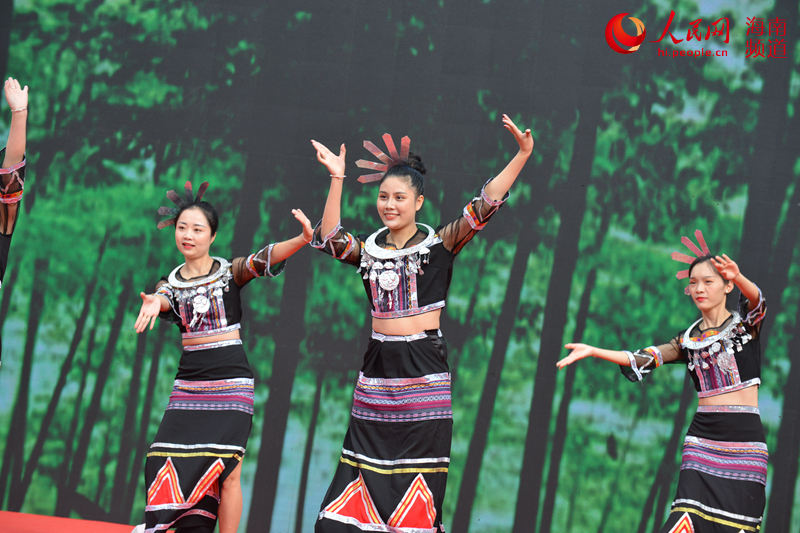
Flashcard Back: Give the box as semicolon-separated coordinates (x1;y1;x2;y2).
309;114;533;532
133;182;312;533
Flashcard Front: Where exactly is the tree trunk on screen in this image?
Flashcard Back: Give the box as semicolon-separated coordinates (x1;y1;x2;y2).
451;226;538;531
595;403;643;533
109;329;147;519
0;257;47;507
0;0;11;81
738;0;797;285
539;209;611;533
0;261;18;326
764;315;800;531
452;149;555;531
12;233;109;509
635;376;693;533
56;296;104;515
539;267;598;533
124;323;168;523
246;251;312;532
61;277;133;517
294;372;324;533
512;91;602;533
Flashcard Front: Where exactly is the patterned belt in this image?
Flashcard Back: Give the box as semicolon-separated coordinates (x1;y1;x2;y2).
697;404;760;415
370;329;442;342
184;339;243;351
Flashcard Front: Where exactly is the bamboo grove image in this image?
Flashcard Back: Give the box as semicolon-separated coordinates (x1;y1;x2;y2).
1;0;799;531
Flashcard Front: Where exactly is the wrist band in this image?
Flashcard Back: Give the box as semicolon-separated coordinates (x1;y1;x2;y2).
330;174;345;179
10;106;26;113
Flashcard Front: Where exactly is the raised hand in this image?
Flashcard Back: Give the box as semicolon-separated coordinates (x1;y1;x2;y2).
292;208;313;243
502;113;533;155
556;342;596;369
134;292;163;333
4;77;28;111
710;254;741;281
311;139;346;177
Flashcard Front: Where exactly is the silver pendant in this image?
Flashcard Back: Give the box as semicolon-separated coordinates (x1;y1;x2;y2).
378;270;400;291
192;294;211;314
717;352;734;372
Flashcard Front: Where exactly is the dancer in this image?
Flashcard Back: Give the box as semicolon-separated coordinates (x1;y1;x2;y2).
1;77;28;361
557;231;767;533
309;114;533;532
133;182;312;533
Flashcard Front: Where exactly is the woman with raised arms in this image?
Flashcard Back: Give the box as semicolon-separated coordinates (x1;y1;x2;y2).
558;232;768;533
133;182;312;533
0;77;29;361
309;114;533;532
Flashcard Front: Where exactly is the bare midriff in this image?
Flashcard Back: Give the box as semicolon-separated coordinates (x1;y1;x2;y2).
372;309;442;336
182;329;241;347
698;384;758;407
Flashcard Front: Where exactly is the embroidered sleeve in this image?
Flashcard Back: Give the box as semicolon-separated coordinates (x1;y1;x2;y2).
739;285;766;330
310;220;362;266
438;178;509;254
0;148;26;236
155;278;180;323
619;339;682;383
232;244;286;286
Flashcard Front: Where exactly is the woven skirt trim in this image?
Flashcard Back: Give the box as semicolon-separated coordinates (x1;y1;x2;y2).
352;372;452;423
319;471;442;532
680;436;768;485
166;378;254;415
316;331;450;533
145;344;253;533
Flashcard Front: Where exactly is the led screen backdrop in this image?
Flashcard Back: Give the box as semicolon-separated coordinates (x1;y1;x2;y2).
1;0;799;531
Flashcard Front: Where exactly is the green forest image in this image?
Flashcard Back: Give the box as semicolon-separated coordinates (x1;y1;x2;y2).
2;0;800;531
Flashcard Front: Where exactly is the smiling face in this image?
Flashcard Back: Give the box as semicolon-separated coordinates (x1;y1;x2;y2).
687;260;732;313
376;175;424;232
175;206;216;261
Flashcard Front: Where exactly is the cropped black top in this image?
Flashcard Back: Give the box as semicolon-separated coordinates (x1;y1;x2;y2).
1;147;26;284
311;179;508;318
156;244;284;339
621;287;767;398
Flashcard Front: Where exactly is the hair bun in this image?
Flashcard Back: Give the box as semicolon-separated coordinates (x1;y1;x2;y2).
405;152;426;175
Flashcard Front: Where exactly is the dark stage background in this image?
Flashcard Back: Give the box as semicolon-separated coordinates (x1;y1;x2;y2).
1;0;799;531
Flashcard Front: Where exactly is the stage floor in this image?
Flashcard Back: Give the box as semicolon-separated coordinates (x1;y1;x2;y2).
0;511;135;532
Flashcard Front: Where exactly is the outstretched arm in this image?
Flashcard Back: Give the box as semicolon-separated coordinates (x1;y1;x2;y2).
2;77;27;168
310;140;346;238
557;343;630;369
482;114;533;201
134;291;171;333
232;209;313;285
558;340;681;382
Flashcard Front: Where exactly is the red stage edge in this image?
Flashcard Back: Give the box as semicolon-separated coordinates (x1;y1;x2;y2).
0;511;136;532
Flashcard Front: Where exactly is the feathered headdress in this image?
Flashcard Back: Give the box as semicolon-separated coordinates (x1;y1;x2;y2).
671;229;711;280
156;181;209;229
355;133;411;183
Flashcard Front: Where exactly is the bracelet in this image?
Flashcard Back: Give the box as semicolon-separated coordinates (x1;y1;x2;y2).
10;106;26;113
330;174;345;180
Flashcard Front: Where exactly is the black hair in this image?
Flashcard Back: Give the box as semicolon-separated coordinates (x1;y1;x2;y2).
176;201;219;235
380;152;426;196
688;254;724;280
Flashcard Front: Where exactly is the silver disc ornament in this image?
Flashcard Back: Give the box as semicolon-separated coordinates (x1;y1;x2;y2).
378;270;400;291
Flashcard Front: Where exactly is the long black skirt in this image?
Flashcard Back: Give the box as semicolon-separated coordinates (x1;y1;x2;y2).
659;405;768;533
144;342;254;533
316;330;452;533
